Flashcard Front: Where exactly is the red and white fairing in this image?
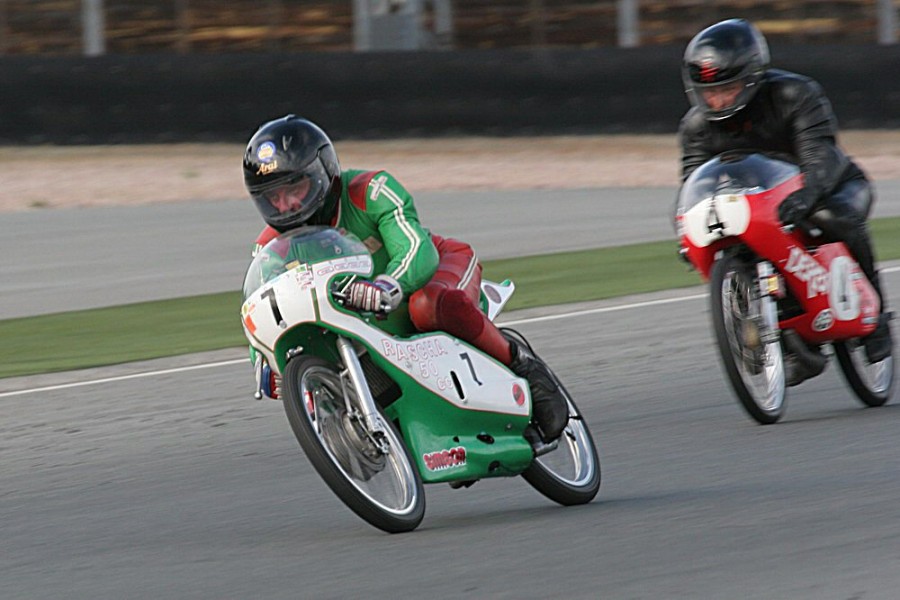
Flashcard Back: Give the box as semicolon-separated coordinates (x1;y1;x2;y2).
675;153;880;343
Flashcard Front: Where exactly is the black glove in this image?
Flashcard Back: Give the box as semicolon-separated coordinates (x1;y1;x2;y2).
344;275;403;314
778;188;816;227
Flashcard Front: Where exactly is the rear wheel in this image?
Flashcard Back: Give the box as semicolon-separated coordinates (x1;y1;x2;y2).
711;255;786;424
522;382;600;506
282;355;425;533
834;338;895;407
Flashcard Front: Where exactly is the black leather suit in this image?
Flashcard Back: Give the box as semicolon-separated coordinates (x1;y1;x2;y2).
678;68;882;301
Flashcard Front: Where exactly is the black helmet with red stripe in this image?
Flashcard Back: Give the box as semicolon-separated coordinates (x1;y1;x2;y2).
682;19;770;121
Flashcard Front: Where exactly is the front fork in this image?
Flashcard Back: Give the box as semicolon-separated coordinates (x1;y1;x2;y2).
335;336;389;450
756;260;781;345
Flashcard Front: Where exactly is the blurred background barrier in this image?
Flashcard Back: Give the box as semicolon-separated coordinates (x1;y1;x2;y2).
1;1;898;142
1;0;896;54
4;43;900;143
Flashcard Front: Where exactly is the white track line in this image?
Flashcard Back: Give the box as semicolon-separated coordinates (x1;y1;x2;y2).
3;264;898;399
0;359;248;398
502;293;708;326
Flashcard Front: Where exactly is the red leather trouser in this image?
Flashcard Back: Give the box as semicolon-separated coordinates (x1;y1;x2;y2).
408;235;513;365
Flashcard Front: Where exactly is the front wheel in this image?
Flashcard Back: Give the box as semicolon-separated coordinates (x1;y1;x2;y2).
282;355;425;533
834;338;895;407
710;255;786;424
522;381;600;506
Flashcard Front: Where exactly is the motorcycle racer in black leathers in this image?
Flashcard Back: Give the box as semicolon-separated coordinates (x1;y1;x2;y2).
678;18;893;370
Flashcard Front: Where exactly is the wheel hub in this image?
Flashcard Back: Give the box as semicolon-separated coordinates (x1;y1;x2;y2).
321;409;386;481
742;319;761;350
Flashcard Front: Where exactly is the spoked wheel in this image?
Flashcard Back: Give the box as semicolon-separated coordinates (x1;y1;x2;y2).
282;355;425;533
711;255;786;424
834;338;895;407
522;383;600;506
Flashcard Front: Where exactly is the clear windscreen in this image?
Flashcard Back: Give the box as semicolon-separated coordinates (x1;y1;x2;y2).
242;226;370;300
677;152;801;213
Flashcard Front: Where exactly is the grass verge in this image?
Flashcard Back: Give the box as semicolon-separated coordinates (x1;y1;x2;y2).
3;216;899;379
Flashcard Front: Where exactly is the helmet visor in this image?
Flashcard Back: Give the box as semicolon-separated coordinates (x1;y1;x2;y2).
686;61;746;86
688;76;759;121
251;157;331;230
698;79;745;112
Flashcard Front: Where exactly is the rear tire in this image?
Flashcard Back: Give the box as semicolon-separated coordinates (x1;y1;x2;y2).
834;339;894;407
710;255;786;424
522;383;600;506
282;355;425;533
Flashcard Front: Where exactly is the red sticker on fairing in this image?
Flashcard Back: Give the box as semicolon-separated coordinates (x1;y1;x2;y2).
242;302;257;334
423;446;467;471
513;383;526;406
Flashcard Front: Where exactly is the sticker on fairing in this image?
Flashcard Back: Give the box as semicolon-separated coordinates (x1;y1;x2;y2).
513;383;526;406
785;247;828;298
423;447;467;471
242;302;257;334
812;309;834;332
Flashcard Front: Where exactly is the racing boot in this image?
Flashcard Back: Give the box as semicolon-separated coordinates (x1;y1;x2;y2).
781;329;827;387
783;353;817;387
863;313;893;363
507;337;569;443
860;267;892;363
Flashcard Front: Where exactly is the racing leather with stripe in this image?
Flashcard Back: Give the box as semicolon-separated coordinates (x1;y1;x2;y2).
253;169;437;293
409;235;513;365
253;169;513;365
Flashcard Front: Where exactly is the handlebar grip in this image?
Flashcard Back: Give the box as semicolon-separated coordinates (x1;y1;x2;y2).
782;221;822;238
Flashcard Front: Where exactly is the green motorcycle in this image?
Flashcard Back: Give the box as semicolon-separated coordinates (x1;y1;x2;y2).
241;227;600;533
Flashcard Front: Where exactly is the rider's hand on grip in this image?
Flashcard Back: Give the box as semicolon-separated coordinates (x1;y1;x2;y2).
344;275;403;314
778;188;816;227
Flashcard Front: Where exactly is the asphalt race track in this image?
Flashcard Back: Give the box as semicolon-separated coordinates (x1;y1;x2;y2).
2;185;900;598
2;273;900;598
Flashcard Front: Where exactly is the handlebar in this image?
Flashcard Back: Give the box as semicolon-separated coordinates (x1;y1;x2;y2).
781;222;823;238
330;275;392;318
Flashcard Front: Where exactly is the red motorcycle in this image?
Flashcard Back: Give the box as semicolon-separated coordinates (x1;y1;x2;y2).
676;152;894;424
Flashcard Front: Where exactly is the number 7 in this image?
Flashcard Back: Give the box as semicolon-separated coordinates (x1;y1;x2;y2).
459;352;483;386
261;287;284;326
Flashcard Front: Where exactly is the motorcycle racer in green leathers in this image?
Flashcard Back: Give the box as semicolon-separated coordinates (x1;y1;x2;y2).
243;115;568;444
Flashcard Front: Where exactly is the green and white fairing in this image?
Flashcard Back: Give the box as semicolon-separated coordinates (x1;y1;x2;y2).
241;227;534;483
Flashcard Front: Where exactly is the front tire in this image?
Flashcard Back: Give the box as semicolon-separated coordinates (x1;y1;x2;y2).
711;255;786;424
522;381;600;506
282;355;425;533
834;339;895;407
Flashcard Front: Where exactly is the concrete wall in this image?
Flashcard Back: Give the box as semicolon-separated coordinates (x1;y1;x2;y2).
3;44;899;144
